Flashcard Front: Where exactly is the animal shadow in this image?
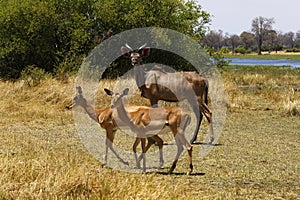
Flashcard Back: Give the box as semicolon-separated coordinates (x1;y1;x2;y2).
192;142;223;146
155;171;206;176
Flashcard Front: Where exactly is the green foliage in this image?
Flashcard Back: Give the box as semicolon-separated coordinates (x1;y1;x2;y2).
207;48;231;69
234;46;252;54
0;0;211;80
286;48;300;52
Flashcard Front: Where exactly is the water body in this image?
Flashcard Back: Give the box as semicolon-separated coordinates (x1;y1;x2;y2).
224;58;300;68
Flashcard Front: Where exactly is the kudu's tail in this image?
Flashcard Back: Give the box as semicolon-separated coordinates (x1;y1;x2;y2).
204;78;209;105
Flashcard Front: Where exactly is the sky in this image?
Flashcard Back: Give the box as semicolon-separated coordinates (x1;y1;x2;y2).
198;0;300;35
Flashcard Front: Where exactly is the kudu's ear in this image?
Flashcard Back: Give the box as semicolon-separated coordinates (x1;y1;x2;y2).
140;47;150;57
121;46;131;57
104;88;114;96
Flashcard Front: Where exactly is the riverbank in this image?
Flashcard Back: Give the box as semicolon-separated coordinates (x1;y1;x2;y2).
225;51;300;60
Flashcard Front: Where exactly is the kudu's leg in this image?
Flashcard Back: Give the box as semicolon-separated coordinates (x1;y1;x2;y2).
200;103;214;144
190;102;203;144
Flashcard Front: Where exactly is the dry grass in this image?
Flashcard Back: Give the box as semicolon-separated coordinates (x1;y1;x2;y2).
0;67;299;199
223;66;300;115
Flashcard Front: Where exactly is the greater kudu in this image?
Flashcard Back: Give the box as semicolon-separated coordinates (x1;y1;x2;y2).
121;44;213;144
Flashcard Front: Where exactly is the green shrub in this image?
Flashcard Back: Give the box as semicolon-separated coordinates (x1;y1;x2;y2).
20;65;50;87
285;48;300;52
235;46;252;54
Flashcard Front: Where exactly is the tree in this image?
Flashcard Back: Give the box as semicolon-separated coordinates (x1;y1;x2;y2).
283;32;296;48
265;30;279;52
201;30;224;50
240;31;255;50
295;31;300;48
251;16;275;55
225;34;240;53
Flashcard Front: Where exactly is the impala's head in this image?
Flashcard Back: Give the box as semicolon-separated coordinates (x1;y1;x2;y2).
121;44;150;67
104;88;129;109
66;86;86;109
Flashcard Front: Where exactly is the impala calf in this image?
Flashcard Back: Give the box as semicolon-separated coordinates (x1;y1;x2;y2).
105;88;194;175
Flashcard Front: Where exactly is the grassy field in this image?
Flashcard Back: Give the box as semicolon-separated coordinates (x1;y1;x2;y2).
0;66;299;199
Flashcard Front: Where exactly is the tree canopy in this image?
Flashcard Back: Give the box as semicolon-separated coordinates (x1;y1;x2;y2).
0;0;211;79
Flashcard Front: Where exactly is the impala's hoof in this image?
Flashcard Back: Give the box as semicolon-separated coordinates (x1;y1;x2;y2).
167;170;173;175
208;137;214;144
122;161;129;166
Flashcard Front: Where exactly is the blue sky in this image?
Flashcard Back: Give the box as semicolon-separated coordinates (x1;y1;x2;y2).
198;0;300;34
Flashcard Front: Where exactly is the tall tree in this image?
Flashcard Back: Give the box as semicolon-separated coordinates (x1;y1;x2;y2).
240;31;255;50
283;32;296;48
202;30;224;50
225;34;240;53
295;31;300;48
265;30;278;52
251;16;275;55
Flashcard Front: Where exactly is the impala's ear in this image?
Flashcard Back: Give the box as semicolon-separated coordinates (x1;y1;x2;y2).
123;88;129;95
141;47;150;57
104;88;114;96
121;46;131;57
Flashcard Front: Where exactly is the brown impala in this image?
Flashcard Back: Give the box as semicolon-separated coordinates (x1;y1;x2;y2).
66;86;164;167
105;88;193;175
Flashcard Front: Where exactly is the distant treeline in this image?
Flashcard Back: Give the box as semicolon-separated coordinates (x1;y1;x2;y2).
0;0;211;80
202;16;300;55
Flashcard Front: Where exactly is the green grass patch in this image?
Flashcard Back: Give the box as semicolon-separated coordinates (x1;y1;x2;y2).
225;53;300;60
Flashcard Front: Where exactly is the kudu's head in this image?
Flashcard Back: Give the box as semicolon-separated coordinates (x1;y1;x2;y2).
121;44;150;67
66;86;87;109
104;88;129;109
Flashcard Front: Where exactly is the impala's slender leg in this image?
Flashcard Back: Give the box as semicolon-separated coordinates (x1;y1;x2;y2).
106;129;129;166
137;135;164;169
104;129;113;166
151;135;164;168
141;138;146;173
167;114;193;175
187;146;193;175
176;132;193;175
168;137;183;174
133;138;141;169
179;115;194;175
